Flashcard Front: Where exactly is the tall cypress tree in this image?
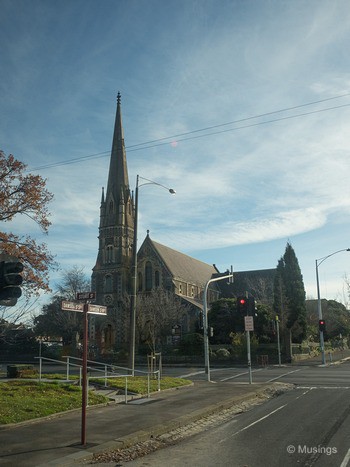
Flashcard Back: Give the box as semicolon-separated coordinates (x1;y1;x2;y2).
282;242;307;334
273;243;307;359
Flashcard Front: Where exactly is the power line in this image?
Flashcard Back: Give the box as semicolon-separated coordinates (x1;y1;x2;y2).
127;103;350;152
126;92;350;148
30;93;350;171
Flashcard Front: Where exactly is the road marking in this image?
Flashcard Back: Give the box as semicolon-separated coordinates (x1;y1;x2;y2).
340;447;350;467
219;404;287;443
298;386;350;390
179;367;247;379
266;368;301;382
178;370;204;378
220;368;263;382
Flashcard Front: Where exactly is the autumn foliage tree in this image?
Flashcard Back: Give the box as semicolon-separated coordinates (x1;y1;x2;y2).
0;150;55;297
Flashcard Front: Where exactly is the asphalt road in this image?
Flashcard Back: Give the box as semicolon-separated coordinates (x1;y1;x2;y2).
121;362;350;466
3;358;349;387
125;384;350;467
163;361;350;387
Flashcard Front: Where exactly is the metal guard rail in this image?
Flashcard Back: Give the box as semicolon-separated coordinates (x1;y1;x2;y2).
35;355;161;404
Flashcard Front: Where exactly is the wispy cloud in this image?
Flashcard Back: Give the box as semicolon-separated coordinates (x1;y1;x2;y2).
1;0;350;301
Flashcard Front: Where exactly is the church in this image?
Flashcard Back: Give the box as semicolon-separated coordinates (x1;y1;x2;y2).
90;94;275;354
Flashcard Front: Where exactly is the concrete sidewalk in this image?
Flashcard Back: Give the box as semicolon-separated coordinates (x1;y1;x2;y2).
0;380;287;466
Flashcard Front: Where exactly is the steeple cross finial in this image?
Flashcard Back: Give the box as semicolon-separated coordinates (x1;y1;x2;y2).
117;91;121;104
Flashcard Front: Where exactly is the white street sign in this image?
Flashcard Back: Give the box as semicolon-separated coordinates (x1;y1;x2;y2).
61;301;107;315
61;301;84;312
87;304;107;315
244;316;254;332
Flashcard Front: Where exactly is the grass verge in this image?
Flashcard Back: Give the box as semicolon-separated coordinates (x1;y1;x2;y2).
0;376;191;424
0;380;107;425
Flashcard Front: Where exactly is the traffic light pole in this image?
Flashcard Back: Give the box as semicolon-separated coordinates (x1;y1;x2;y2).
246;328;252;384
203;273;233;382
315;260;326;365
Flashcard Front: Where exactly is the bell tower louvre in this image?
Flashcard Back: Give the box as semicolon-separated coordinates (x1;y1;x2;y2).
91;93;135;351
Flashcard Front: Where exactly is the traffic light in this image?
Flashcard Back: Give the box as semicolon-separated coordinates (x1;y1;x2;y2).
319;319;326;332
0;261;23;303
237;296;255;316
237;296;249;315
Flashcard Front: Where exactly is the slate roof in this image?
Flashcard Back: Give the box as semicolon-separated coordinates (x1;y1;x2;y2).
147;238;219;287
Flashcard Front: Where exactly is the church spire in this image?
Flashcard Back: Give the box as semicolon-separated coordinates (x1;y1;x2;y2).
104;92;131;225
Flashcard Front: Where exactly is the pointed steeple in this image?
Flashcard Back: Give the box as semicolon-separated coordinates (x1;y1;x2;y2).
93;92;134;270
104;92;130;226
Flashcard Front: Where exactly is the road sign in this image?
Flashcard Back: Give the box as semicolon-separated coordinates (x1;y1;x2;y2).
62;301;106;315
76;292;96;300
87;304;107;315
244;316;254;332
61;301;84;312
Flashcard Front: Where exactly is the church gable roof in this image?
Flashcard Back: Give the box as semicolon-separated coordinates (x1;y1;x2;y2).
140;236;218;287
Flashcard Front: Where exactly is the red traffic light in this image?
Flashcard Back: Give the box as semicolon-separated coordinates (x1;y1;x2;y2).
319;319;326;332
239;298;246;305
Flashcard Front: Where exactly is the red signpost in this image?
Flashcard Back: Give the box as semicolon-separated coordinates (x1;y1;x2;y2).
61;292;107;446
81;302;88;445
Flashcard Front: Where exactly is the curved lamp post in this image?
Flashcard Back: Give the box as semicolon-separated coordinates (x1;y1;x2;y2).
203;273;233;382
129;175;175;375
316;248;350;365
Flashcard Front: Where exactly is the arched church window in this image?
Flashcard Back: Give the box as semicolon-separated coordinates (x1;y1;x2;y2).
155;270;160;287
105;324;113;347
109;201;114;213
106;245;114;263
145;261;152;291
105;275;112;293
138;272;143;292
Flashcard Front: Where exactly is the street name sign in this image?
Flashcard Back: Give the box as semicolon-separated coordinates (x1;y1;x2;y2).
244;316;254;332
61;301;84;312
76;292;96;300
87;304;107;315
61;301;106;315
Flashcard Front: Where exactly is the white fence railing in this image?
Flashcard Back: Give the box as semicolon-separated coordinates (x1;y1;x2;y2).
34;355;161;404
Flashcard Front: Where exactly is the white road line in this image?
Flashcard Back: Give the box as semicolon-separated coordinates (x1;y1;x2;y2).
219;404;287;443
179;367;244;378
340;447;350;467
220;368;263;382
266;368;301;382
178;371;204;378
298;386;350;390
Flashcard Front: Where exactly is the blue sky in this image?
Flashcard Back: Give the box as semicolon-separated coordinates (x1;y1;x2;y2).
1;0;350;307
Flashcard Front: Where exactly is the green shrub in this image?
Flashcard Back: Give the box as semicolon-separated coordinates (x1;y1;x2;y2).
7;365;38;378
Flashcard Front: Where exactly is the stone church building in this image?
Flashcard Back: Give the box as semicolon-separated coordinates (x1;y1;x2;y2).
90;94;275;353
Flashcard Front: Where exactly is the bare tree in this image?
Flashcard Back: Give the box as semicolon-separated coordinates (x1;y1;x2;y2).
136;289;187;353
343;274;350;310
33;266;90;345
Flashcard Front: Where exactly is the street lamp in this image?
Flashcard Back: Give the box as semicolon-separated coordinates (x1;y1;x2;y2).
129;175;175;375
203;273;233;382
316;248;350;365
